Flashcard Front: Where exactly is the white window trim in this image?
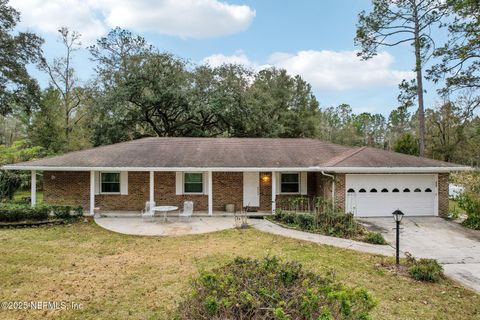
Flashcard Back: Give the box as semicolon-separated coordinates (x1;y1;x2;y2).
183;172;204;194
100;171;121;195
280;172;300;195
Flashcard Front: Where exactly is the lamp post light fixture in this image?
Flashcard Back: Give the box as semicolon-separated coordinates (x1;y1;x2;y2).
392;209;404;266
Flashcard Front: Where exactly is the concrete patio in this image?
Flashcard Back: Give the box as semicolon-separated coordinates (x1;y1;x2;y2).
95;216;240;236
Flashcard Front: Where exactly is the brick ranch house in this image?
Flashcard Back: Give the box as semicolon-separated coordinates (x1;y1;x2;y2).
3;137;469;217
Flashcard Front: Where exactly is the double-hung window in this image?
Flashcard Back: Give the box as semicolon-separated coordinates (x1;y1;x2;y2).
184;173;203;193
280;173;299;193
101;172;120;193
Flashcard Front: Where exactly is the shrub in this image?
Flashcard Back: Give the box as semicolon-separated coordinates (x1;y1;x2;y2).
0;203;83;223
295;213;315;230
51;205;71;219
457;193;480;230
51;205;83;221
408;258;443;282
364;232;387;245
272;209;365;240
178;256;376;319
0;204;50;222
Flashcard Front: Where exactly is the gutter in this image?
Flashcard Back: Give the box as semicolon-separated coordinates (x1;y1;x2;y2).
321;171;335;208
1;165;473;173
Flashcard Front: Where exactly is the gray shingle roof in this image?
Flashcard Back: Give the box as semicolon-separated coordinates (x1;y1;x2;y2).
4;137;467;170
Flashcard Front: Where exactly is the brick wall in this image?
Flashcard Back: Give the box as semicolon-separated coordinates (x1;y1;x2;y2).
310;173;345;211
96;171;149;210
259;172;272;211
44;171;90;208
212;172;243;211
334;173;346;210
266;172;337;212
438;173;449;217
43;170;349;213
153;172;208;211
44;171;248;212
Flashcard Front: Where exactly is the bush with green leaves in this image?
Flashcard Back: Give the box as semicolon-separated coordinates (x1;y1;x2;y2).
408;258;444;283
272;197;390;244
178;256;376;320
0;204;50;222
457;193;480;230
0;203;83;223
364;232;387;245
271;209;367;240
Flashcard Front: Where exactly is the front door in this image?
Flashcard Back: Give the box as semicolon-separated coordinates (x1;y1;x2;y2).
243;172;260;207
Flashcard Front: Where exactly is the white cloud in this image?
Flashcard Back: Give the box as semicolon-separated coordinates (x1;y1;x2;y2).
269;50;413;91
10;0;106;44
202;52;267;70
97;0;255;38
202;50;414;91
10;0;255;43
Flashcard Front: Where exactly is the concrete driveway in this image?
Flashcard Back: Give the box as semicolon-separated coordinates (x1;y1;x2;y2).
358;217;480;292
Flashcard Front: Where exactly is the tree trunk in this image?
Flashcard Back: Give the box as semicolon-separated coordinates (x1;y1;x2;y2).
413;3;426;157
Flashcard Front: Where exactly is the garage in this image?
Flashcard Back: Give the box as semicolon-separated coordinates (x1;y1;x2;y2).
345;174;437;217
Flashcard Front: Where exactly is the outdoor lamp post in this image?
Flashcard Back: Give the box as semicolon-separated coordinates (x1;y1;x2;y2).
392;209;404;266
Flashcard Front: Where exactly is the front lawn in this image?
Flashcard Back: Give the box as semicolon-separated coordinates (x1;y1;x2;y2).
0;222;478;319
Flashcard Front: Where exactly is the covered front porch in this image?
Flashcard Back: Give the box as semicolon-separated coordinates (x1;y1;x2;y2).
32;169;340;216
48;170;282;216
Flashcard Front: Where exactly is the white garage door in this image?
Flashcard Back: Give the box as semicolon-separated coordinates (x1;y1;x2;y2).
345;174;437;217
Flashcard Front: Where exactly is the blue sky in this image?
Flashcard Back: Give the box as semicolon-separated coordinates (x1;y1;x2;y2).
12;0;446;116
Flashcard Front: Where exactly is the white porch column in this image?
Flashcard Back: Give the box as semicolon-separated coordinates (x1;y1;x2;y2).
271;172;276;213
208;171;213;215
30;170;36;207
149;171;155;213
89;171;95;215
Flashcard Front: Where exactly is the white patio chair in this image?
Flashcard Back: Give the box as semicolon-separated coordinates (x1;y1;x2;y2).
142;201;155;221
179;201;193;220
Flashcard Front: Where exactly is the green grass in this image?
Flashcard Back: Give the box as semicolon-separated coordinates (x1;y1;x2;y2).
0;222;478;319
12;190;43;204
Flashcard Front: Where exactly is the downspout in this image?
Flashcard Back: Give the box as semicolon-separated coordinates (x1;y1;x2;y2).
321;171;335;208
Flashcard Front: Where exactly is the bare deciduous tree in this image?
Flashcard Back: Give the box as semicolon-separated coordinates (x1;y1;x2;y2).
39;27;84;146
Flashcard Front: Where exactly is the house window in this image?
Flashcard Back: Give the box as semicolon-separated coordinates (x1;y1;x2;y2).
359;188;366;193
425;188;432;192
403;188;410;192
347;188;355;193
381;188;389;193
101;172;120;193
184;173;203;193
414;188;421;192
280;173;299;193
370;188;378;193
392;188;400;193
